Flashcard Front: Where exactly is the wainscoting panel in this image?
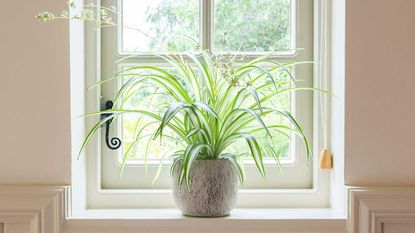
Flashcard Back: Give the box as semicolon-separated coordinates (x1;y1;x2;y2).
383;223;415;233
0;186;67;233
348;188;415;233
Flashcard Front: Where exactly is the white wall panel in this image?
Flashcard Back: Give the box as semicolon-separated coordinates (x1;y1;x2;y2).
0;186;66;233
4;223;31;233
349;188;415;233
345;0;415;186
0;0;71;184
383;223;415;233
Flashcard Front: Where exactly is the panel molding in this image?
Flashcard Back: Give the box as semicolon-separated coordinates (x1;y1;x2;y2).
0;186;68;233
0;185;348;233
348;188;415;233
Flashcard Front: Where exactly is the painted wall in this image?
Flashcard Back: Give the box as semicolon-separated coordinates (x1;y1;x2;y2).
0;0;414;188
0;0;70;184
345;0;415;186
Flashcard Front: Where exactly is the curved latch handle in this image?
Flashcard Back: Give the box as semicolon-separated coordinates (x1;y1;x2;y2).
101;100;122;150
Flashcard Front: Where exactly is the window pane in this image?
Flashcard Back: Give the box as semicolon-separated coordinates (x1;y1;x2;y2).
121;0;200;53
214;0;292;53
120;67;185;161
223;69;292;161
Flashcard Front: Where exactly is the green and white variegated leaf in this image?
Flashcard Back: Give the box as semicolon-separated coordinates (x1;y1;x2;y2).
78;50;322;188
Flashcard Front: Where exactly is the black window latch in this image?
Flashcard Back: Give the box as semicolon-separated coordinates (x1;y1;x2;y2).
101;100;122;150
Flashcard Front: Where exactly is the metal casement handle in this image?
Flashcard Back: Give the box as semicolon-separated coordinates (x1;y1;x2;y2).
101;100;122;150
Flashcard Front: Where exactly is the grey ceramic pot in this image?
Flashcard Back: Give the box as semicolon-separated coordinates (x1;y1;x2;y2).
172;159;239;217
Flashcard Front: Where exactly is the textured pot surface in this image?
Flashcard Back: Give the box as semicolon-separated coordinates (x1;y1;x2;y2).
172;159;239;217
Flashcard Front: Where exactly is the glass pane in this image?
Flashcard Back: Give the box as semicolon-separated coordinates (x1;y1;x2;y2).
214;0;292;53
121;0;200;53
120;67;185;161
223;69;292;161
260;80;291;160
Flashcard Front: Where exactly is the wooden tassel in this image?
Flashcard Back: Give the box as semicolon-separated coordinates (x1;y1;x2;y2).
319;148;333;169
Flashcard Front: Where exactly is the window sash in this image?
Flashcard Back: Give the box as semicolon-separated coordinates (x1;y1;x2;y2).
95;0;319;206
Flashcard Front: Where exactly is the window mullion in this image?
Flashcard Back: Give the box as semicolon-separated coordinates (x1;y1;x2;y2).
201;0;213;51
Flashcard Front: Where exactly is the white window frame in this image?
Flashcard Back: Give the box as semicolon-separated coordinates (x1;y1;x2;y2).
69;0;343;211
101;0;313;191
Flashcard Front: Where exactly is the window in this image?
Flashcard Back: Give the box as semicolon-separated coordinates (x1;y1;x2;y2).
81;0;332;209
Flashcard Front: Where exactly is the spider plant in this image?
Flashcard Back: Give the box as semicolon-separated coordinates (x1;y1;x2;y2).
36;2;315;188
80;50;314;188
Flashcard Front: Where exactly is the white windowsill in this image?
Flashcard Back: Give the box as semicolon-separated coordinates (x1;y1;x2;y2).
69;208;345;219
65;208;347;233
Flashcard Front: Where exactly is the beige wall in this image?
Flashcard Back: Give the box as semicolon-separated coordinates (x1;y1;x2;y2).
0;0;70;184
0;0;414;187
345;0;415;186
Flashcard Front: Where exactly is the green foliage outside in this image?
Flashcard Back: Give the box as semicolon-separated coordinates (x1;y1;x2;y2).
122;0;293;161
142;0;291;52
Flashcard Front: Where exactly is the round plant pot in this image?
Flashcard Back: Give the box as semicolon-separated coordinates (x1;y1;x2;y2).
172;159;239;217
